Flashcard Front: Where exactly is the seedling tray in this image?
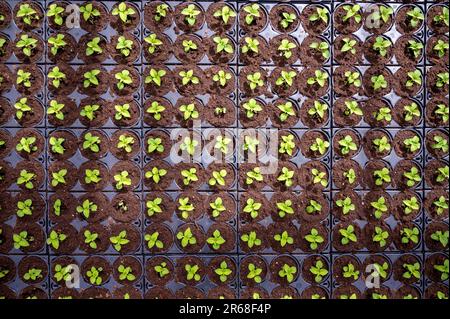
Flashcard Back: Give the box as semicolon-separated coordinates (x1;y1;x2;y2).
0;0;448;300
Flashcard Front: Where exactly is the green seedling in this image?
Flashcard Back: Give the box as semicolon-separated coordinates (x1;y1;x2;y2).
213;70;232;87
145;167;167;184
213;4;236;24
179;137;198;156
145;232;163;249
339;224;357;245
48;66;66;88
373;226;389;247
117;134;134;153
215;261;232;283
275;70;296;87
436;165;449;183
246;73;264;91
82;133;100;153
400;227;419;244
182;39;197;52
210;197;226;218
436;72;449;88
84;230;99;249
115;69;133;90
403;166;421;187
307;70;328;87
242;37;259;54
185;264;201;282
311;168;328;187
154;3;169;22
406;69;422;87
144;34;162;54
344;71;361;87
207;229;226;250
46;230;67;250
243;4;260;25
373;167;391;186
13;231;31;249
54;264;72;282
340;294;357;299
177;227;197;247
181;4;201;26
47;3;64;25
214;36;233;54
277;200;294;218
336;197;355;215
408;40;423;58
146;197;163;217
372;293;388;300
209;169;227;187
434;259;449;281
241;231;261;249
310;260;328;283
403;263;421;280
309;41;329;59
309;7;329;24
80;3;100;22
373;262;389;279
305;228;324;250
86;37;102;56
17;170;35;190
85;169;101;184
403;102;420;122
117;265;135;282
179;69;199;86
86;266;103;285
432;135;449;153
146;101;165;121
16;136;37;154
16;199;33;218
342;4;361;23
434;104;449;123
181;168;198;186
110;230;129;252
23;268;42;281
373;36;391;57
83;69;100;88
308;100;328;120
113;171;132;190
53;199;62;216
280;11;296;29
243;98;263;118
343;263;360;280
373;136;391;153
116;36;133;57
374;106;391;122
433;7;449;27
310;137;329;155
147;137;164;154
371;196;388;219
279;264;296;283
338;135;358;155
247;263;262;283
178;197;194;220
243;136;259;153
80;104;99;121
51;169;67;187
154;262;170;278
112;2;136;23
278;39;296;59
76;199;97;219
47;100;65;121
433;196;448;215
16;34;38;57
306;199;322;215
431;230;449;248
407;7;424;28
274;231;293;247
341;37;357;54
277;101;295;122
16;69;32;88
16;3;40;26
344;100;363;116
214;136;232;154
371;74;388;91
14;97;31;120
277;167;294;187
433;39;449;58
243;198;261;219
371;5;393;24
245;167;263;185
179;103;199;120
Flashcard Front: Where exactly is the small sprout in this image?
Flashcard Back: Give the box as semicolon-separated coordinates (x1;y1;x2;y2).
371;5;393;24
311;168;328;187
85;169;101;184
247;263;262;283
433;7;449;27
213;70;232;87
241;231;261;249
243;136;259;153
115;69;133;91
407;40;423;59
243;4;260;25
182;39;197;52
86;266;103;285
406;69;422;87
306;199;322;214
277;200;294;218
243;98;263;118
144;34;162;54
176;227;197;247
433;196;448;215
274;231;294;247
343;263;360;280
214;5;236;24
178;197;194;220
145;167;167;184
433;39;449;58
51;169;67;187
336;197;355;215
146;197;162;217
82;133;100;153
432;135;449;153
402;196;419;215
341;37;357;54
179;69;199;86
16;69;32;88
373;262;388;279
23;268;42;281
109;230;129;252
437;291;448;299
279;264;297;283
403;102;420;122
307;70;328;87
154;3;169;22
246;72;264;91
310;260;328;283
436;165;449;183
16;34;38;57
243;198;261;219
373;167;391;186
179;137;198;156
373;226;389;247
309;41;330;59
117;265;135;282
83;69;100;88
181;168;198;186
278;39;296;59
47;4;65;25
403;166;421;187
400;227;420;244
407;7;424;28
338;135;358;155
80;3;100;22
373;136;391;153
373;36;391;57
209;169;227;187
146;101;165;121
86;37;102;56
214;261;232;283
154;262;170;278
16;199;33;218
54;264;72;282
213;36;234;54
185;264;201;282
147;137;164;154
84;230;99;249
144;232;163;249
16;136;37;154
342;4;361;23
371;196;388;219
181;4;201;26
277;101;295;122
431;230;449;248
433;259;449;281
53;199;62;216
210;197;226;218
308;100;328;120
403;263;421;280
80;104;99;121
246;167;264;185
310;137;330;155
344;100;363;116
280;11;296;29
277;167;294;187
372;293;388;300
116;36;133;57
179;103;199;120
242;37;259;54
309;7;329;24
117;135;134;153
47;100;65;121
436;72;449;88
17;170;35;190
207;229;226;250
48;66;66;89
371;74;388;91
275;70;297;87
339;224;357;245
16;3;39;26
344;71;361;87
434;104;449;123
112;2;136;24
46;230;67;250
304;228;324;250
76;199;97;219
14;97;31;120
214;136;232;154
113;171;132;190
13;231;30;249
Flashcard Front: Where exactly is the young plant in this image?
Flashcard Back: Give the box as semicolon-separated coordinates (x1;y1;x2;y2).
179;103;199;121
309;41;330;59
243;98;263;118
243;135;259;154
336;197;355;215
76;199;97;219
116;36;133;57
280;11;296;29
117;265;135;282
246;72;264;91
145;167;167;184
16;34;38;57
17;170;35;190
279;264;297;283
16;69;32;88
403;102;420;122
431;230;449;248
51;169;67;187
344;100;363;116
307;70;328;87
82;133;100;153
209;169;227;187
54;264;72;282
86;266;103;285
176;227;197;248
47;3;64;25
182;39;197;52
178;197;194;220
310;260;328;283
23;268;42;281
14;97;31;120
179;69;199;86
277;101;295;122
372;226;389;248
147;137;164;154
400;227;419;245
210;197;226;218
305;228;324;250
344;71;361;87
16;136;37;154
407;40;423;58
277;167;294;187
241;231;261;249
185;264;201;282
436;72;449;88
434;104;449;123
243;198;261;219
213;70;232;87
113;171;132;190
311;168;328;187
85;169;101;184
310;137;330;155
342;4;361;23
144;232;163;249
243;4;260;25
306;199;322;215
181;168;198;186
154;262;170;278
146;197;162;217
373;136;391;153
115;69;133;91
84;230;99;249
278;39;296;59
86;37;102;56
339;225;357;245
373;36;391;57
401;196;418;217
403;263;421;280
16;199;32;218
213;36;233;54
214;136;232;154
146;101;165;121
48;66;66;89
343;263;360;280
242;37;259;54
371;5;393;24
433;196;448;216
433;259;449;281
80;104;99;121
403;166;421;187
371;74;388;91
432;135;449;153
207;230;226;250
274;231;294;247
83;69;100;88
371;196;388;219
309;7;329;24
277;200;294;218
213;5;236;24
338;135;358;155
308;100;328;120
246;263;262;283
373;167;391;186
181;4;201;26
275;70;297;87
406;7;424;28
16;3;40;26
117;134;134;153
433;39;449;58
436;165;449;183
109;230;129;252
433;7;449;27
406;70;422;87
144;34;163;54
46;230;67;250
13;231;30;249
245;167;263;185
179;136;198;156
47;100;65;121
214;261;232;283
112;2;136;24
